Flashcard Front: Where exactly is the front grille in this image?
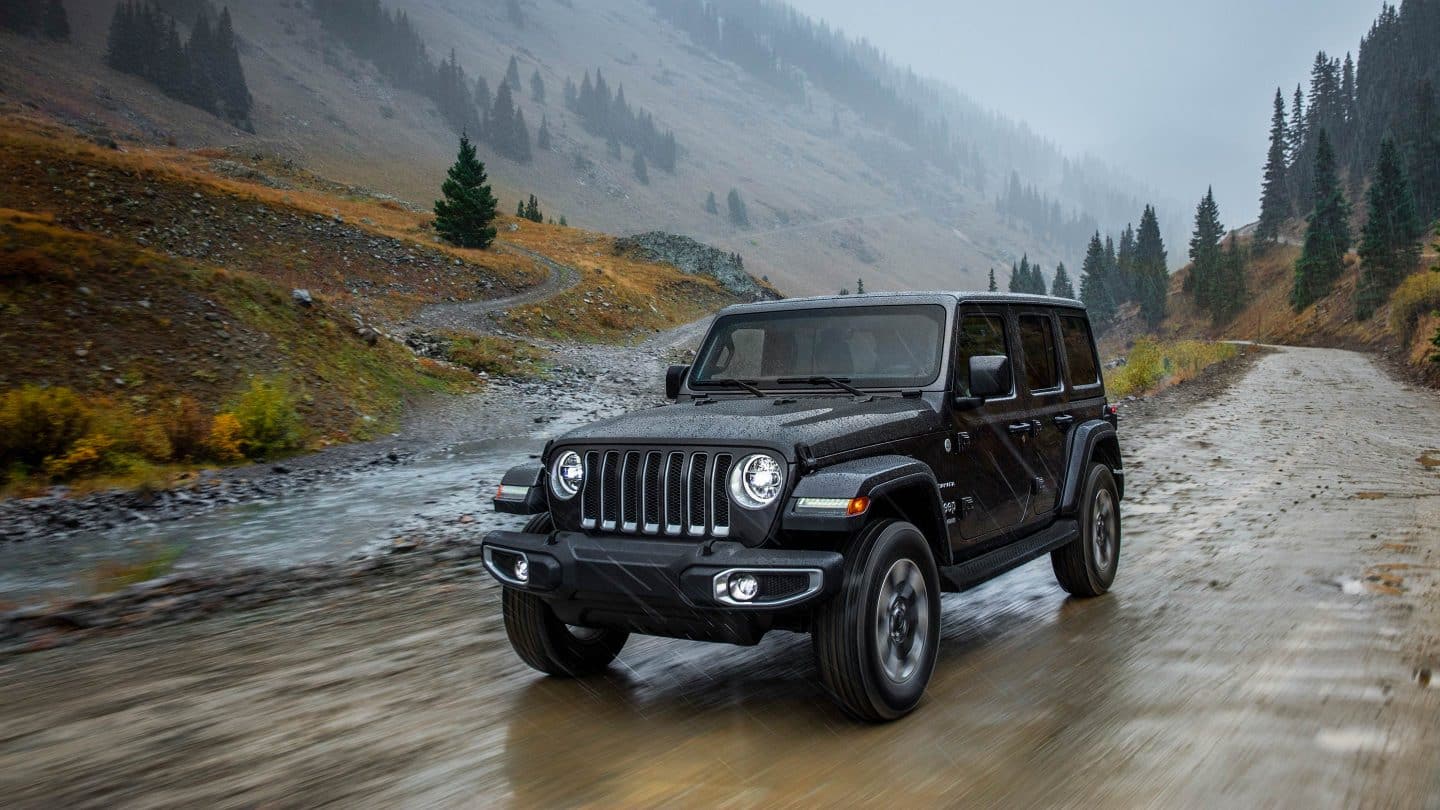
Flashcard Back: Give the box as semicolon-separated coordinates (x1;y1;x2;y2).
756;572;812;600
579;448;734;538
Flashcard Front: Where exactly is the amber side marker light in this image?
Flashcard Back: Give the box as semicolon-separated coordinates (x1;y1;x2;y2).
795;496;870;516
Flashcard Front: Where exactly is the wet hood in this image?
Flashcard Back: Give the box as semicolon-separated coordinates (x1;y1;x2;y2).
557;396;942;460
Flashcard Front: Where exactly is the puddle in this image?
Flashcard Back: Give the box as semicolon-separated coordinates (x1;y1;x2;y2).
1353;492;1388;500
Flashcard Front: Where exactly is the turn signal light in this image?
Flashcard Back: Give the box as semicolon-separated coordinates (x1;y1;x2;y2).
846;496;870;516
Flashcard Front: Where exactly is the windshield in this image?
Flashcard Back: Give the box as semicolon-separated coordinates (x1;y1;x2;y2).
691;304;948;390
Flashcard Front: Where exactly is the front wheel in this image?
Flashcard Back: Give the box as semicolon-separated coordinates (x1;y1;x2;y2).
500;514;629;677
1051;462;1121;597
812;520;941;722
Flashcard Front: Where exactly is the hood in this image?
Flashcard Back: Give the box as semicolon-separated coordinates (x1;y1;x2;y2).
557;395;942;460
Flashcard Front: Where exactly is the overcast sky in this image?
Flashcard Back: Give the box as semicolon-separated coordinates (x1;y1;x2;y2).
785;0;1384;225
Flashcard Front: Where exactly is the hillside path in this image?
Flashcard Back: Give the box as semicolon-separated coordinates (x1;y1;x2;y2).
409;242;580;333
1;346;1437;805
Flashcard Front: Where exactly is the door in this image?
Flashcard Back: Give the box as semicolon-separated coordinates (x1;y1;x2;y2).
1014;308;1067;523
948;306;1031;545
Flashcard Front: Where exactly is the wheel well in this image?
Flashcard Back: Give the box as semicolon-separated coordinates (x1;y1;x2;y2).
867;482;950;566
1091;436;1123;500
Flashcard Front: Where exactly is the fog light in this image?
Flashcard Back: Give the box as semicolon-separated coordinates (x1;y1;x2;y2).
513;557;529;583
728;572;759;602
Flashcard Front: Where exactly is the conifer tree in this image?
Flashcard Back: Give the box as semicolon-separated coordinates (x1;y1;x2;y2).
505;55;521;90
1007;262;1022;293
1256;88;1291;244
559;215;568;227
1051;262;1075;298
433;133;498;249
1135;205;1169;328
704;191;719;215
856;277;865;294
1356;138;1422;319
517;200;526;218
727;188;749;227
530;69;545;104
1115;225;1136;303
632;150;649;184
536;116;551;151
1013;255;1031;293
512;108;532;163
474;77;490;117
42;0;69;39
1079;232;1116;324
987;268;997;292
1211;234;1248;324
1291;129;1350;311
1187;187;1224;311
213;8;251;125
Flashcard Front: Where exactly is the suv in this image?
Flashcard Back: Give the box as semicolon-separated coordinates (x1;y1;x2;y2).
483;292;1123;720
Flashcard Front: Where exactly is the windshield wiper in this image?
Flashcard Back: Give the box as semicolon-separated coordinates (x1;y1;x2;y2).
708;378;766;397
777;376;867;397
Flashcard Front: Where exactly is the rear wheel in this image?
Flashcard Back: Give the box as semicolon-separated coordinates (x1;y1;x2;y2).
812;520;941;722
500;515;629;677
1051;463;1121;597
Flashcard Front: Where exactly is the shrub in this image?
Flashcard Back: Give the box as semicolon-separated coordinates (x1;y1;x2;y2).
159;396;211;461
230;377;303;459
1107;338;1166;398
1389;271;1440;342
1106;338;1238;398
42;433;115;480
0;385;93;471
444;334;548;378
207;412;246;462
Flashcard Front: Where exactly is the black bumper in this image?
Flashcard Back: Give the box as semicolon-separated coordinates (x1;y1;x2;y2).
481;530;844;644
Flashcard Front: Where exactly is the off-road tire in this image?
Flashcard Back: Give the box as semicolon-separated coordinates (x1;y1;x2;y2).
501;515;629;677
812;519;941;722
1051;462;1121;597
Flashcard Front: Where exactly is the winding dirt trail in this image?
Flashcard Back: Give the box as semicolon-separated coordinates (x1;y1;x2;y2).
0;346;1436;807
410;242;581;333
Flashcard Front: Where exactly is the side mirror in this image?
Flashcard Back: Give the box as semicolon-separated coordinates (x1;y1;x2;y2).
966;355;1011;400
665;364;691;400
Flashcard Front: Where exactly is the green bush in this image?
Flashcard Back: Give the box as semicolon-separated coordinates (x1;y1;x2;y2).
0;385;93;472
227;377;304;459
1388;271;1440;341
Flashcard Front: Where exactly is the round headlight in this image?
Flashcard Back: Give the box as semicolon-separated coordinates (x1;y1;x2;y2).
729;454;784;509
550;451;584;499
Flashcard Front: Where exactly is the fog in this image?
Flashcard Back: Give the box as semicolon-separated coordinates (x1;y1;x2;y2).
787;0;1384;226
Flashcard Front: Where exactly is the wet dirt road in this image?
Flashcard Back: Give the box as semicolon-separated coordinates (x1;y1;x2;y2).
1;346;1437;807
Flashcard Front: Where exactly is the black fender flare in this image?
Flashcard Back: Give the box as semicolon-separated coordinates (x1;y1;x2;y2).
493;462;549;515
782;454;950;564
1058;420;1124;514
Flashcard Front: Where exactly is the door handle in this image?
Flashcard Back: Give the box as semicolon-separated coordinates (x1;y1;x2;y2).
1053;414;1075;428
1007;422;1034;435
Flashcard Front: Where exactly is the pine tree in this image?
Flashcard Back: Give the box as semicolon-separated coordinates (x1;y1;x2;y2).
525;194;543;222
1135;205;1169;328
1291;129;1351;311
1400;80;1440;224
1187;187;1224;312
517;200;526;218
558;215;568;227
512;108;532;163
1356;138;1422;319
727;188;749;227
536;116;551;151
987;268;997;292
1115;224;1136;303
505;55;521;90
856;277;865;294
1256;88;1291;244
1288;84;1306;168
530;69;545;104
474;77;491;117
1212;234;1248;324
632;150;649;184
433;133;499;249
42;0;69;40
1079;232;1116;324
213;8;251;125
704;191;719;215
1013;255;1032;293
1007;262;1022;293
1051;262;1075;298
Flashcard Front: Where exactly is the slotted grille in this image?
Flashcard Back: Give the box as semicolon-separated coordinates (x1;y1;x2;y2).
577;448;737;538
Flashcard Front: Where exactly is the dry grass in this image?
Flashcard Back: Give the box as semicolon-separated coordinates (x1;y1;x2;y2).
443;333;550;378
1106;337;1240;398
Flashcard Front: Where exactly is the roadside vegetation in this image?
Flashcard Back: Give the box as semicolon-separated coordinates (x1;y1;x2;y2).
1105;338;1242;399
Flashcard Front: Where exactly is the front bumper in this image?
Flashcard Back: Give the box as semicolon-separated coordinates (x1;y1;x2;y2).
481;530;844;642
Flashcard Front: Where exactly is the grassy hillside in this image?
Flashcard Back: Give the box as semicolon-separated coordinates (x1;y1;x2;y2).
1161;235;1440;386
0;0;1128;296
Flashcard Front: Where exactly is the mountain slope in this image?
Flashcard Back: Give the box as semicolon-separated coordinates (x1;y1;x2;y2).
1;0;1166;296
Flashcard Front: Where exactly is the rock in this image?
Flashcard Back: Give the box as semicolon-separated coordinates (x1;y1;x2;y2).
612;232;777;301
291;289;314;307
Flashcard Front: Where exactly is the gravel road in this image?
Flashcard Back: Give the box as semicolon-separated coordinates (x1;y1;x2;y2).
0;346;1437;807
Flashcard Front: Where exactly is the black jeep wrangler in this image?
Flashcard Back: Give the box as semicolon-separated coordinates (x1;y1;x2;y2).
483;292;1123;720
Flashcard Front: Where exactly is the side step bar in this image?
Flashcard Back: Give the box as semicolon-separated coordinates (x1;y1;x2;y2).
939;519;1079;593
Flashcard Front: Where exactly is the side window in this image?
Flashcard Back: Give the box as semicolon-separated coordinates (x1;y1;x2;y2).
1060;315;1101;387
1018;314;1060;393
954;313;1010;397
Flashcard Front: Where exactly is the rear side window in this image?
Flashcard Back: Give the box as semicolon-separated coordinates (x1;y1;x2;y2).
954;313;1010;397
1060;316;1101;387
1018;314;1060;393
